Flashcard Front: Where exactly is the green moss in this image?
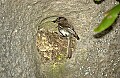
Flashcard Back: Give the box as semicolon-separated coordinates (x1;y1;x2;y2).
46;63;67;78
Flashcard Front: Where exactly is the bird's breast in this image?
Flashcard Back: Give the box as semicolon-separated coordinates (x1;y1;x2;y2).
59;29;70;36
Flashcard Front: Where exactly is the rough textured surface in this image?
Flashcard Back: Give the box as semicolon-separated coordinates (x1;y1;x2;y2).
0;0;120;78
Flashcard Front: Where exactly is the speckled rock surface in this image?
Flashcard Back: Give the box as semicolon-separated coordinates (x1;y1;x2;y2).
0;0;120;78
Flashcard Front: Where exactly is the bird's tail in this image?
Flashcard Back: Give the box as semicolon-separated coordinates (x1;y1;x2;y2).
74;34;80;40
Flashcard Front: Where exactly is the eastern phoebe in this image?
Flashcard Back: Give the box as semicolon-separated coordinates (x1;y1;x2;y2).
52;17;79;40
52;17;79;58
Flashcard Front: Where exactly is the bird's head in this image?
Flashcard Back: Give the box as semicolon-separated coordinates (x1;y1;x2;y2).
52;17;68;24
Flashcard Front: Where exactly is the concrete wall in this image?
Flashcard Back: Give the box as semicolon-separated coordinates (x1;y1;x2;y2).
0;0;120;78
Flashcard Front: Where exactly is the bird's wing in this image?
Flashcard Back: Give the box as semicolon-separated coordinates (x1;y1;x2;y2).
66;23;74;30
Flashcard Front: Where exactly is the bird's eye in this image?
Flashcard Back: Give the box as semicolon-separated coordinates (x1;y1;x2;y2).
58;17;64;20
64;18;67;20
58;17;61;20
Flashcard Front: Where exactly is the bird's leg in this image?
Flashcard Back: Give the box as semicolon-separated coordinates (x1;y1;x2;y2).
67;36;72;59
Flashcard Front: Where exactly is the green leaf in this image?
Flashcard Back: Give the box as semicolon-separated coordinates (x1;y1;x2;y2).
94;4;120;33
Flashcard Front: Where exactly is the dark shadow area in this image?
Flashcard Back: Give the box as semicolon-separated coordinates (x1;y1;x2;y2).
93;0;105;4
116;0;120;3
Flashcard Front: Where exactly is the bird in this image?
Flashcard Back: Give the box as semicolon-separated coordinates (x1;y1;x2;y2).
52;17;79;59
52;17;79;40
